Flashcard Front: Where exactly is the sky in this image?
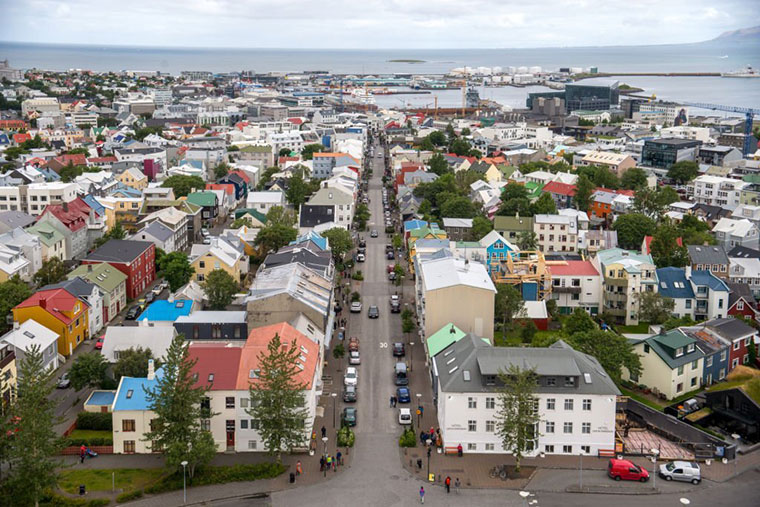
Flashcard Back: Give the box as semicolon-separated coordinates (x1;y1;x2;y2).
0;0;756;49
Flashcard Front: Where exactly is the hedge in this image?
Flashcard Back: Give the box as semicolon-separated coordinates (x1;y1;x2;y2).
116;490;144;503
66;436;113;447
144;463;285;495
40;494;110;507
75;412;113;431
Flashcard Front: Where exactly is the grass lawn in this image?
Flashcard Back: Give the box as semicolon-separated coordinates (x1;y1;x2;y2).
619;386;666;411
616;323;651;334
493;330;522;347
58;468;165;495
68;429;112;441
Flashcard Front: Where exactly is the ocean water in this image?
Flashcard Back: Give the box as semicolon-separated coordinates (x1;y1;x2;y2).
1;40;759;109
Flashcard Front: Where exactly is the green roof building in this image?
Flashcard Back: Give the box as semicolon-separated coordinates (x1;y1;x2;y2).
68;263;128;321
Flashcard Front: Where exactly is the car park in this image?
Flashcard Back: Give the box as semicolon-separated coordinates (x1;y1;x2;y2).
344;367;358;386
396;386;411;403
398;408;412;425
125;305;142;320
659;461;701;484
607;458;649;482
368;305;379;318
350;301;363;313
342;407;357;427
370;230;378;237
343;385;357;403
57;373;71;389
349;350;361;365
393;342;405;356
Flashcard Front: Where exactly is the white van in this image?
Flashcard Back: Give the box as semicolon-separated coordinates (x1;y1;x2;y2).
658;461;701;484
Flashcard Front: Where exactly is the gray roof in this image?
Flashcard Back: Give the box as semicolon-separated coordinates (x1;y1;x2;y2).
0;211;35;232
86;239;154;263
687;244;728;265
434;335;620;396
175;311;246;324
261;247;332;276
138;221;173;243
705;317;756;340
41;277;97;302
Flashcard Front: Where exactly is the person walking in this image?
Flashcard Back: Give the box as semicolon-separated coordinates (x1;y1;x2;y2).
321;426;327;438
79;445;86;464
296;460;302;476
337;450;342;466
445;475;451;493
319;456;325;472
419;486;425;504
454;477;460;494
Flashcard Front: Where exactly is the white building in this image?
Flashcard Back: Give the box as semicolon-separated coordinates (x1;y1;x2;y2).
26;182;79;216
245;191;286;215
266;131;304;154
547;260;602;315
533;214;579;254
687;175;748;211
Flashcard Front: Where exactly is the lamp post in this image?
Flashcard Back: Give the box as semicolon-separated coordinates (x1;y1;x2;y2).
650;448;660;490
416;393;422;427
731;433;740;477
332;392;338;429
519;490;531;507
579;450;583;490
180;460;188;505
409;342;415;372
426;438;432;480
679;498;690;505
322;436;329;477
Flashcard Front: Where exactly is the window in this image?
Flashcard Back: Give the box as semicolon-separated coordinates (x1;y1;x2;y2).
251;420;260;430
122;419;136;432
545;421;555;433
732;358;739;369
691;377;698;387
199;261;205;269
583;399;591;411
737;300;744;311
720;350;727;361
240;398;249;408
240;419;248;429
201;419;211;431
486;397;495;409
582;422;591;434
123;440;135;454
733;341;740;351
581;445;591;454
686;300;692;309
677;365;684;375
247;440;257;450
546;377;556;386
691;360;698;370
225;397;235;409
467;443;477;451
486;420;495;432
485;443;495;451
706;356;713;367
564;399;573;410
718;299;724;309
545;445;555;453
546;398;555;410
676;382;684;393
563;445;572;453
468;420;476;432
468;397;477;409
644;344;650;354
564;422;573;434
564;376;575;387
675;347;684;357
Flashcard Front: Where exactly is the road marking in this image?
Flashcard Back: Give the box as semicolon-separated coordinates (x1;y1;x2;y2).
380;342;388;348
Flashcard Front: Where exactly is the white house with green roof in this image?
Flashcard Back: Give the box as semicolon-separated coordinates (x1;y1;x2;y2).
26;221;67;261
68;263;127;323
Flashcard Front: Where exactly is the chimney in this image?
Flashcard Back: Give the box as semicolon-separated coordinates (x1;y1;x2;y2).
449;325;456;334
39;299;47;309
168;294;175;303
147;359;155;380
63;201;68;212
87;264;93;272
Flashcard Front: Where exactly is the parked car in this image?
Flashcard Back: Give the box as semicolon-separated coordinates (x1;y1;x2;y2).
145;292;155;304
343;385;357;403
396;386;411;403
152;285;164;296
356;253;366;262
391;301;401;313
56;373;71;389
357;246;366;254
385;244;394;253
349;350;361;365
137;298;147;309
387;251;394;260
370;230;378;238
125;306;142;320
398;407;412;425
358;237;366;247
201;228;210;237
344;366;358;386
388;271;396;281
350;301;363;313
607;459;649;482
342;407;357;427
393;342;405;357
659;461;701;484
95;336;104;350
368;305;379;318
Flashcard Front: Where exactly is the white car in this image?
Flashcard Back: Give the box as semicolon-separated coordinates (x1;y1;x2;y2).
344;366;358;386
390;295;400;304
356;253;365;262
398;408;412;425
350;301;363;313
349;350;361;365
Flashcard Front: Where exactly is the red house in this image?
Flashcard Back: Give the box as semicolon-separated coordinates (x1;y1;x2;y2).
81;240;156;299
705;317;759;371
726;282;760;322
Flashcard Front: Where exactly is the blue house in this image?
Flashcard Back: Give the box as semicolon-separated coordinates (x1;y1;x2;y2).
480;230;516;274
217;173;247;201
112;364;163;453
689;270;730;321
137;299;193;323
685;328;730;386
289;231;328;251
656;267;695;319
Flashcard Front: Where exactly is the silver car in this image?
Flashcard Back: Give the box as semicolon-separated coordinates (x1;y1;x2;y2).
658;461;700;484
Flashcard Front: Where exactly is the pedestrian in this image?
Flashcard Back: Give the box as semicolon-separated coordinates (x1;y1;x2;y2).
419;486;425;504
454;477;460;494
419;430;426;444
457;443;463;457
390;395;394;408
445;475;451;493
319;456;325;471
321;425;326;438
326;454;332;470
337;450;342;465
296;460;302;476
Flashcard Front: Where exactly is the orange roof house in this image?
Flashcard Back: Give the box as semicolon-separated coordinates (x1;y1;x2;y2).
13;288;89;356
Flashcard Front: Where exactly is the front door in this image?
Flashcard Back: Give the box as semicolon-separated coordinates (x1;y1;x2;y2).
226;420;235;449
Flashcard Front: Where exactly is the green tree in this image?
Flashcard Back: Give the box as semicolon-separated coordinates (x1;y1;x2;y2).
4;345;64;506
445;123;456;140
636;291;675;325
428;130;448;146
530;192;557;215
461;127;471;136
612;213;656;250
278;148;292;157
567;329;642;383
213;162;229;179
143;335;218;479
469;215;494;240
495;365;540;473
632;187;665;219
255;209;298;255
161;175;206;198
33;257;68;287
495;284;524;333
247;333;309;462
113;347;159;380
354;203;371;229
564;307;597;336
58;163;86;182
321;227;353;263
427;152;449;176
620;168;648;190
266;205;296;228
68;351;109;391
231;216;253;229
202;269;239;310
449;137;473;157
440;195;476;218
419;136;436;151
516;230;538;250
0;275;33;333
332;343;345;362
1;146;29;160
392;234;403;251
301;143;324;160
256;166;279;190
573;174;594;212
678;214;716;246
393;264;405;287
667;161;699;184
285;171;310;208
650;222;689;268
158;252;195;291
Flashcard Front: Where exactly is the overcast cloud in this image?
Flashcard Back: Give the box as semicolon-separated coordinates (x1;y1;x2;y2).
0;0;755;48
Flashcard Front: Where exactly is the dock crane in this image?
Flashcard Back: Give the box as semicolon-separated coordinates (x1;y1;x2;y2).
680;101;760;156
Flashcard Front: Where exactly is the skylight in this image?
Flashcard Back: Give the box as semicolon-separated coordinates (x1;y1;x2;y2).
448;366;459;374
126;389;133;399
463;370;471;382
584;373;592;384
23;331;35;339
446;356;456;365
176;301;185;308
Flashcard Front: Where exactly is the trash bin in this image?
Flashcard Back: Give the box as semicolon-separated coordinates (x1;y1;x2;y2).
79;485;86;496
289;472;295;484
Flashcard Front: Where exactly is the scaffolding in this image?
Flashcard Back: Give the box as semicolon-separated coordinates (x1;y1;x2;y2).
489;250;559;301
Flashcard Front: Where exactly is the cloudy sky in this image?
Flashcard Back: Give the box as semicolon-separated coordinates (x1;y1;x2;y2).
0;0;755;49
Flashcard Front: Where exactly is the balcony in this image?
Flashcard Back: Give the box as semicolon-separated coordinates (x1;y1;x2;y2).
553;286;581;294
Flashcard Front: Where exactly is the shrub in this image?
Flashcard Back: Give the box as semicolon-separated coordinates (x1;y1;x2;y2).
66;436;113;447
144;463;285;494
399;427;416;448
116;489;144;503
351;291;361;302
75;412;113;431
40;494;110;507
351;271;364;281
337;426;355;447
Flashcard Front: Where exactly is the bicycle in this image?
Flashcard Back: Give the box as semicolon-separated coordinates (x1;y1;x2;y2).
489;464;509;480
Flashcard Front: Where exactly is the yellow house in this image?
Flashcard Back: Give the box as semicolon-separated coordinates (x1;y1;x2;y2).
13;288;89;357
117;168;148;191
407;225;448;274
96;196;144;229
190;238;248;283
0;343;17;410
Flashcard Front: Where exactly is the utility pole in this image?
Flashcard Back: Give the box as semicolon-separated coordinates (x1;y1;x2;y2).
462;67;467;118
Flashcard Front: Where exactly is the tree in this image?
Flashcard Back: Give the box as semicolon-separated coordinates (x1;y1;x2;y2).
428;152;449;176
158;252;195;291
495;365;540;473
530;192;557;215
162;175;206;198
32;257;68;287
393;264;405;287
440;195;476;218
255;218;298;255
678;214;716;246
449;137;473;157
469;216;493;241
266;205;296;227
285;171;310;208
516;230;538;250
202;269;239;310
256;166;279;190
0;275;32;333
564;307;597;336
321;227;353;263
461;127;471;136
667;161;699;184
332;343;345;362
301;143;324;160
567;329;642;383
58;163;86;182
68;351;109;391
445;123;456;140
650;222;689;268
3;345;64;506
278;148;292;157
612;213;656;250
636;291;675;324
113;347;159;380
495;284;524;333
93;221;127;249
247;333;309;462
144;334;217;479
620;168;648;190
573;174;594;212
213;162;229;179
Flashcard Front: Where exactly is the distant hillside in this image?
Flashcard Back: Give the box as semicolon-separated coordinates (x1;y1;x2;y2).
711;25;760;42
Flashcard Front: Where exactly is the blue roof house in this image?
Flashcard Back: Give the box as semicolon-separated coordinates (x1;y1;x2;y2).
111;363;163;453
480;230;517;274
656;267;695;320
688;269;730;321
137;299;193;324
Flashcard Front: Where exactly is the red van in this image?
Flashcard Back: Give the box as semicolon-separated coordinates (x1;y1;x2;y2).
607;458;650;482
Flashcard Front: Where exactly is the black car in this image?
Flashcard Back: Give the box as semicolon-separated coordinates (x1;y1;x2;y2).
358;237;366;247
342;407;357;427
393;342;405;357
387;251;395;260
391;301;401;313
343;385;357;403
358;246;366;254
370;230;378;238
368;305;379;319
385;244;394;253
388;271;397;281
125;306;142;320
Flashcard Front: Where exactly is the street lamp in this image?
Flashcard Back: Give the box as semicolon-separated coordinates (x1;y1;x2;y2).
650;448;660;490
579;449;584;490
180;460;188;505
331;392;338;429
409;342;415;372
416;393;422;427
322;436;329;477
731;433;740;477
679;499;690;505
519;490;531;507
426;438;432;480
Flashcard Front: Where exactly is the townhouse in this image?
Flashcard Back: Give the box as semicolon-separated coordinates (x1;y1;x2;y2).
245;191;286;215
712;217;760;251
306;187;354;229
186;191;220;225
533;214;578;254
26;221;67;261
0;320;60;372
101;326;176;364
541;181;576;210
578;150;635;176
190;236;248;283
704;317;758;371
42;277;105;337
68;263;128;323
688;244;729;281
594;249;657;326
548;260;601;316
81;239;156;299
13;287;89;356
174;311;248;340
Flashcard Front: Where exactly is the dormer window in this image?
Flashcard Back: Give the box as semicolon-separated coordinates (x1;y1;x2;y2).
687;343;695;353
675;347;684;357
565;376;575;387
